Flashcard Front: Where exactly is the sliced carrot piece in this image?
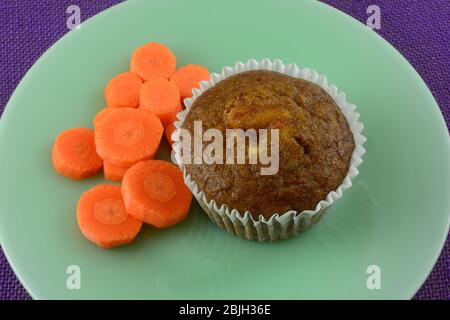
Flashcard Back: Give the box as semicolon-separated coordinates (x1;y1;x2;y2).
122;160;192;228
77;184;142;249
139;78;181;127
170;64;210;99
104;72;142;108
167;103;183;126
130;42;176;81
93;106;114;127
95;107;163;167
103;160;130;182
52;128;103;179
164;123;176;146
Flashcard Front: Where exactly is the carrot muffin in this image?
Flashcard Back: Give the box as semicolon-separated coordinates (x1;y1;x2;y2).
181;70;355;220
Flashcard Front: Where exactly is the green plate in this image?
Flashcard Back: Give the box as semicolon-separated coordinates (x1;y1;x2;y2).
0;0;449;300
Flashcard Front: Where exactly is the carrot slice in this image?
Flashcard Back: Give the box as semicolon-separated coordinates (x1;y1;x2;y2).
103;160;130;182
130;42;176;81
170;64;210;99
164;123;176;146
77;184;142;249
93;106;114;127
104;72;142;108
139;78;181;127
95;107;163;167
122;160;192;228
52;128;103;179
167;103;183;126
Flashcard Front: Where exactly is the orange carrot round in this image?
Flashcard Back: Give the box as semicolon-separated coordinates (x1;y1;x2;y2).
130;42;176;81
167;103;183;126
95;107;163;167
140;78;181;127
165;123;176;146
77;184;142;249
93;106;114;127
122;160;192;228
104;72;142;108
52;128;103;179
103;160;130;182
170;64;210;99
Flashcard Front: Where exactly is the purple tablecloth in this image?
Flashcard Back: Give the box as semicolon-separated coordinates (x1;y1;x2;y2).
0;0;448;300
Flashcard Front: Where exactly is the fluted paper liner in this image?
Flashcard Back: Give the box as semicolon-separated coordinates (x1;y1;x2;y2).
172;59;366;241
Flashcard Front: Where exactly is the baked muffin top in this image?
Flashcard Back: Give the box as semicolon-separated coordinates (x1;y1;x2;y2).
181;70;355;219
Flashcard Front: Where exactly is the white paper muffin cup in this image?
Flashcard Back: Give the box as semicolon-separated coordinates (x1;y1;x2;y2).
172;59;366;241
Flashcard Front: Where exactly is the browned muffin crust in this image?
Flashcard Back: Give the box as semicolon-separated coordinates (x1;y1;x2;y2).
182;70;355;219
